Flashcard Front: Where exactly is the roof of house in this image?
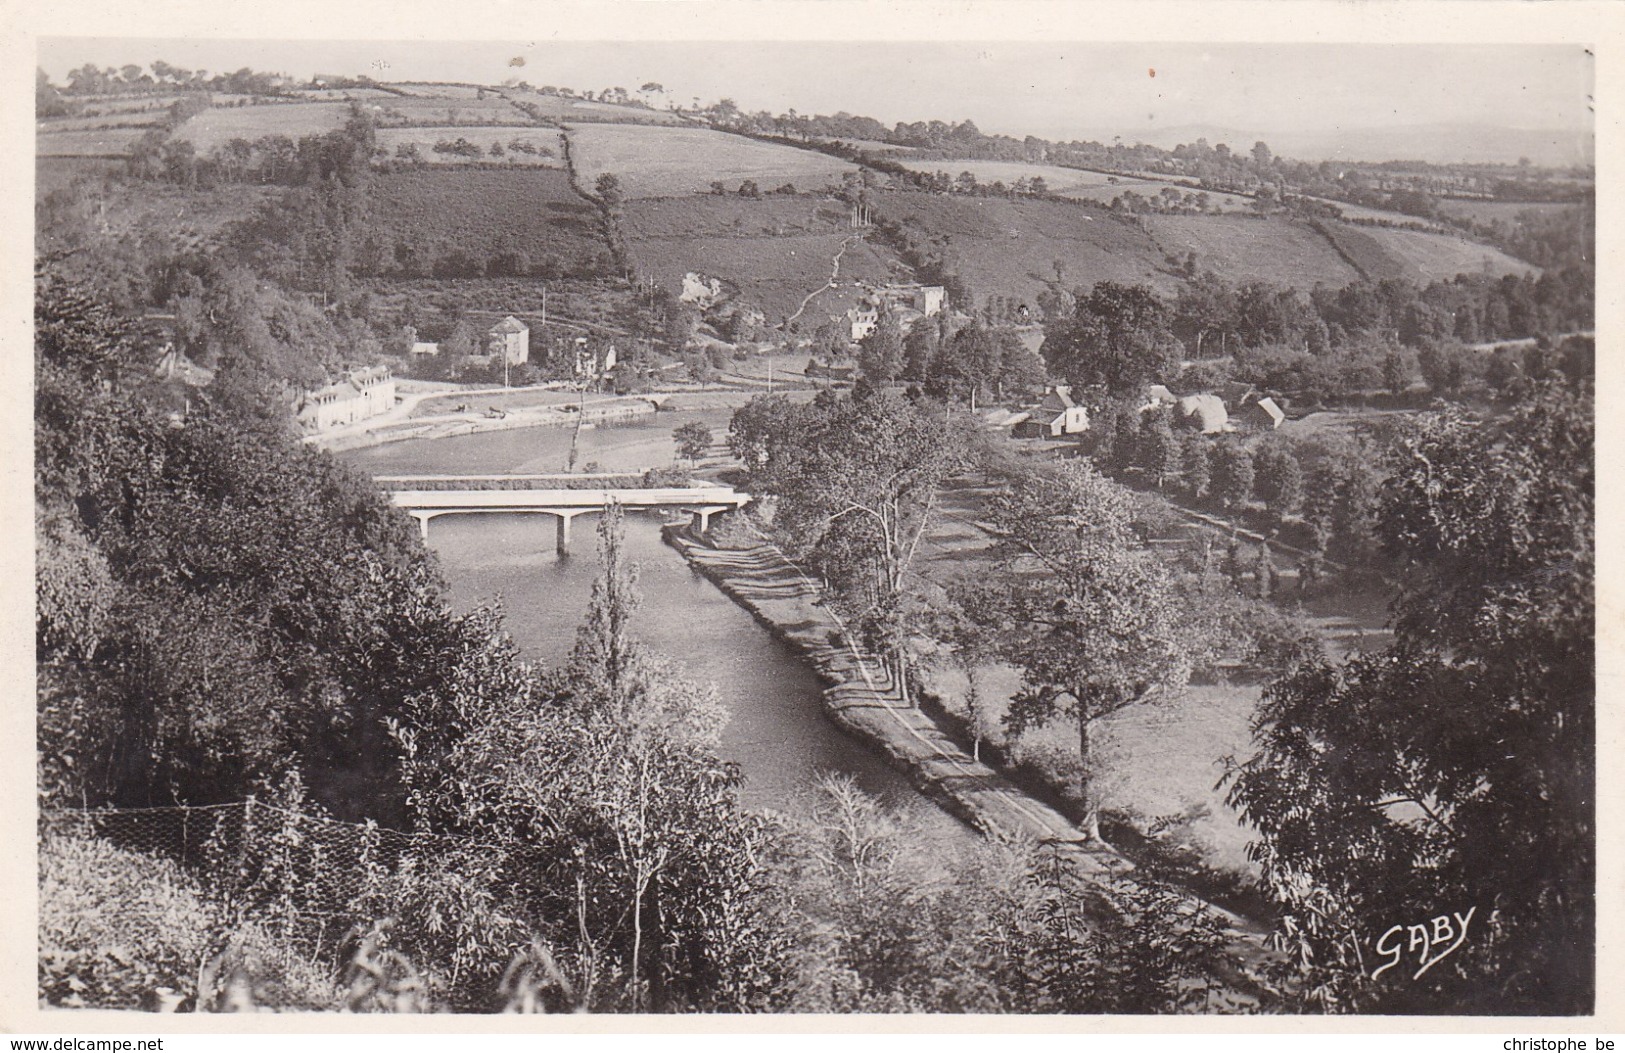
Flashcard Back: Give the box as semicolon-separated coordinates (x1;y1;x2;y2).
410;341;440;356
1176;393;1229;433
489;315;529;335
1037;388;1078;413
1145;384;1177;405
1252;396;1286;425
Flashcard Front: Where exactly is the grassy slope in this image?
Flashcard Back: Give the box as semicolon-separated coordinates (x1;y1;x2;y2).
1145;214;1360;291
569;124;862;199
1359;225;1536;282
875;190;1183;301
624;195;909;322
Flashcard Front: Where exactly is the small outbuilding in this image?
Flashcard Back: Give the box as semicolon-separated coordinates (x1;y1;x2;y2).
1242;396;1286;431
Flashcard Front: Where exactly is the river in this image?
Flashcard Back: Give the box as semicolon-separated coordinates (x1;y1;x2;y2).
342;416;971;840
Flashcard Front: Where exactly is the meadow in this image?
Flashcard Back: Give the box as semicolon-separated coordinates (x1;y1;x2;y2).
371;94;530;126
1360;225;1535;282
1312;217;1534;283
892;158;1254;210
569;124;862;199
1144;214;1360;290
172;101;354;150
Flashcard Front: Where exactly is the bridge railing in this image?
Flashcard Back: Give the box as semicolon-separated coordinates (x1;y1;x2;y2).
374;470;697;492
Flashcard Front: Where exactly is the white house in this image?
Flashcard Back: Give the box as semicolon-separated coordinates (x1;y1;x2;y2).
296;366;396;432
1013;386;1089;439
486;316;530;366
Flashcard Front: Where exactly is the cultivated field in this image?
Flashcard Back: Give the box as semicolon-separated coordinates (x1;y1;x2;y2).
569;124;861;199
1144;214;1360;290
172;101;353;150
364;169;610;275
875;191;1182;301
1308;219;1413;283
892;158;1254;211
373;126;565;166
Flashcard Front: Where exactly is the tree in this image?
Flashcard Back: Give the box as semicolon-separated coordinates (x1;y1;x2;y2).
1180;432;1212;501
673;420;713;464
746;391;964;698
1226;386;1593;1013
856;308;904;387
594;172;625;212
1209;441;1254;510
1137;409;1182;490
959;463;1191;839
1253;443;1304;519
1042;282;1180;397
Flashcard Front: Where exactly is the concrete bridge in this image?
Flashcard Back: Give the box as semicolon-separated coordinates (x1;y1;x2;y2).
379;475;752;554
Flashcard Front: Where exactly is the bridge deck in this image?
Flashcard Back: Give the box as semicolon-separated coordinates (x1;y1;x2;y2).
388;486;750;511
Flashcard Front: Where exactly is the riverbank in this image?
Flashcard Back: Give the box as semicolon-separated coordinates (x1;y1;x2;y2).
665;526;1284;1004
314;389;771;454
665;527;1125;867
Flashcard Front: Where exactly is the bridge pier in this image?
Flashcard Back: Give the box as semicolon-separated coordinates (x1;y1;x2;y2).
689;507;721;536
555;510;583;556
411;511;434;541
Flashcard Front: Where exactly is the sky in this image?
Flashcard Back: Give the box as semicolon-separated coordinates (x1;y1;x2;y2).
38;39;1593;147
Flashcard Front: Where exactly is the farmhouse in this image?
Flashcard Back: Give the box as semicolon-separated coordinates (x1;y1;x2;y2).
848;303;879;342
1013;386;1089;439
295;366;397;433
486;316;531;366
409;341;441;358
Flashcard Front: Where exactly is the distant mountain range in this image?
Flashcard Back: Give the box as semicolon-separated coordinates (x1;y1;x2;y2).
1081;122;1593;168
